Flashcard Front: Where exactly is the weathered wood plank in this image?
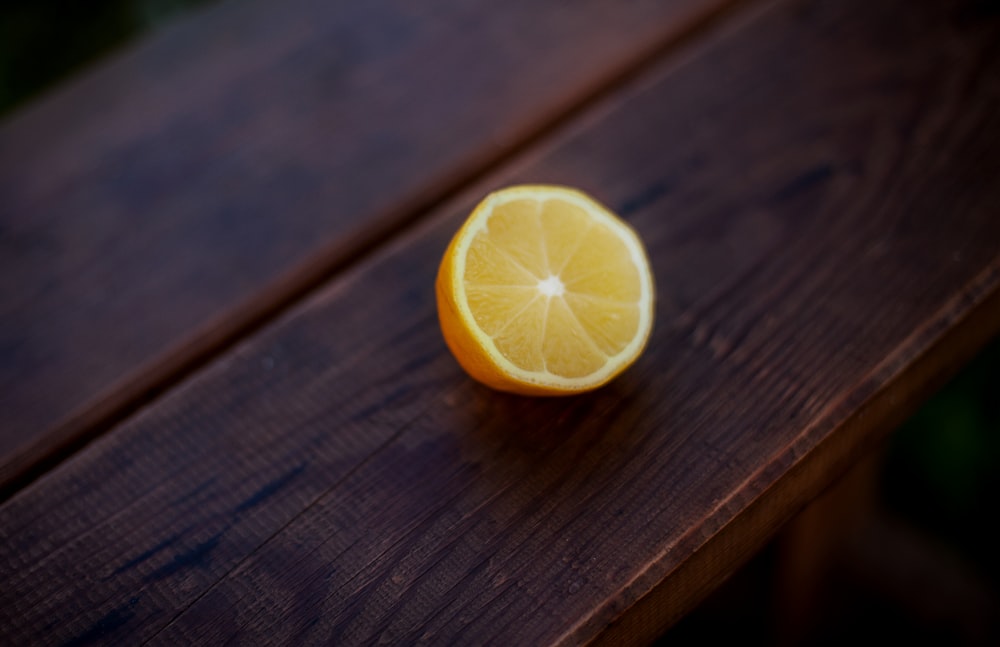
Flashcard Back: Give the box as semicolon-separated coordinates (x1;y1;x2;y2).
2;0;999;644
0;0;733;494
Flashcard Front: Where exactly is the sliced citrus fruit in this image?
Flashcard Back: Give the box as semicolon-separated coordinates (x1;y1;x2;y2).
436;185;654;395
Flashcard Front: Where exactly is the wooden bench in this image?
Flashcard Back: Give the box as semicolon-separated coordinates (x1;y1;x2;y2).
2;0;998;643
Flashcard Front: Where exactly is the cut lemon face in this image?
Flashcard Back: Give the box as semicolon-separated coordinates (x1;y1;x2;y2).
436;185;654;395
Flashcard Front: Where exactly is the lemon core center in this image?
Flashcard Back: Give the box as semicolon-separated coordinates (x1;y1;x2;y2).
537;275;565;297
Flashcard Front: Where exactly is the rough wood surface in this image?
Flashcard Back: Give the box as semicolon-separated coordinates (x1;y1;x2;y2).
0;0;731;494
2;0;999;644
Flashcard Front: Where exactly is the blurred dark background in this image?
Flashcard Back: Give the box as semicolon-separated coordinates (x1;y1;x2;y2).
3;1;998;644
0;0;214;116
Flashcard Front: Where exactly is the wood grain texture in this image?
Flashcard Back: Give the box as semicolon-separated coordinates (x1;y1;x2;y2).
2;0;1000;644
0;0;733;494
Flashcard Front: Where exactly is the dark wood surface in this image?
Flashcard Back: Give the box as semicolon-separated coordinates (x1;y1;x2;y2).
0;0;731;493
3;0;1000;644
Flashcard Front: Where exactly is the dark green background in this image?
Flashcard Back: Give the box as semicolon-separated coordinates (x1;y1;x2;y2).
0;0;214;116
